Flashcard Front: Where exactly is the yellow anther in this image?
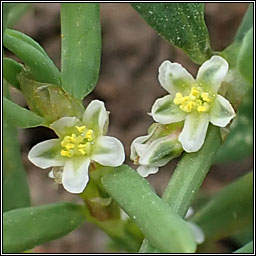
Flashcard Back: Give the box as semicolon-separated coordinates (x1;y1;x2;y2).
78;149;86;155
60;126;95;158
85;129;94;141
191;87;200;97
201;92;211;103
197;106;207;113
64;143;75;150
78;143;87;148
173;92;183;105
76;125;86;133
176;92;183;98
70;133;77;142
61;150;71;157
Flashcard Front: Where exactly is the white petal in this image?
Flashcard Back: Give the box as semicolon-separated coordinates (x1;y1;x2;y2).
91;136;125;167
210;95;236;127
50;116;80;137
83;100;109;136
151;95;186;124
158;60;195;95
62;158;90;194
187;222;205;245
185;207;194;219
48;170;54;179
137;165;159;177
196;56;228;93
28;139;65;169
178;113;209;153
130;134;151;161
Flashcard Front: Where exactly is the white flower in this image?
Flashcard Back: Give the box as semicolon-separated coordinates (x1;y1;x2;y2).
151;56;236;152
130;123;183;177
28;100;125;194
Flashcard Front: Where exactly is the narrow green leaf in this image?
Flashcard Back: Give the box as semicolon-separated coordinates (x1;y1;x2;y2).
131;3;212;64
3;96;44;128
3;82;31;212
235;4;253;41
7;3;31;28
3;117;31;212
3;202;85;253
233;241;253;254
214;88;253;163
237;28;253;84
3;57;23;89
3;3;15;34
191;172;253;241
3;29;61;85
61;3;101;99
102;165;196;253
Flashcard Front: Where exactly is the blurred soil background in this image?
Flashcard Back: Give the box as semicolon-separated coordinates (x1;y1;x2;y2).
7;3;252;253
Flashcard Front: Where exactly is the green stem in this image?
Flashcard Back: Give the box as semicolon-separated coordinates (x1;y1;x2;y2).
140;125;221;253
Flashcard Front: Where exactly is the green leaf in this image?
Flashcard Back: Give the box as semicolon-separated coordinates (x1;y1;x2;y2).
235;4;253;42
3;57;23;89
131;3;211;64
233;241;253;254
3;82;31;212
3;29;61;85
191;172;253;241
102;165;197;253
3;96;44;128
3;3;14;34
237;28;253;84
7;3;31;28
61;3;101;99
214;88;253;163
3;202;86;253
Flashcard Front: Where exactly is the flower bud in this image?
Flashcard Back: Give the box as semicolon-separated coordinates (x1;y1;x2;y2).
18;71;85;125
130;122;183;177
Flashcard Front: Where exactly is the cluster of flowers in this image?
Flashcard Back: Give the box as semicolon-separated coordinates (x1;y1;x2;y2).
28;56;235;193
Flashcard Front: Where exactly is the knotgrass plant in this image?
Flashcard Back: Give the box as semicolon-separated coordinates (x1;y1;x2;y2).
3;3;253;254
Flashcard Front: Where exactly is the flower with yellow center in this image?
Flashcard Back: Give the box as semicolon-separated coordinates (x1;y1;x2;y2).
151;56;235;152
28;100;125;193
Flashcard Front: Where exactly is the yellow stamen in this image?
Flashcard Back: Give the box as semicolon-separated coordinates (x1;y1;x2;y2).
61;150;71;157
173;86;213;114
201;92;211;103
191;87;200;97
174;92;183;105
85;129;94;141
76;125;86;133
60;128;95;158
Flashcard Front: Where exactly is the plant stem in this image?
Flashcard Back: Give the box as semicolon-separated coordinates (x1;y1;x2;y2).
139;125;221;253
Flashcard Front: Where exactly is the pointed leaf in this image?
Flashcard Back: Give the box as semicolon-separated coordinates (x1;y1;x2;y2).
233;241;253;254
237;28;253;84
191;172;253;241
214;88;253;163
3;57;23;89
235;4;253;42
3;81;31;212
61;3;101;99
3;96;44;128
7;3;31;28
3;29;61;85
131;3;211;64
